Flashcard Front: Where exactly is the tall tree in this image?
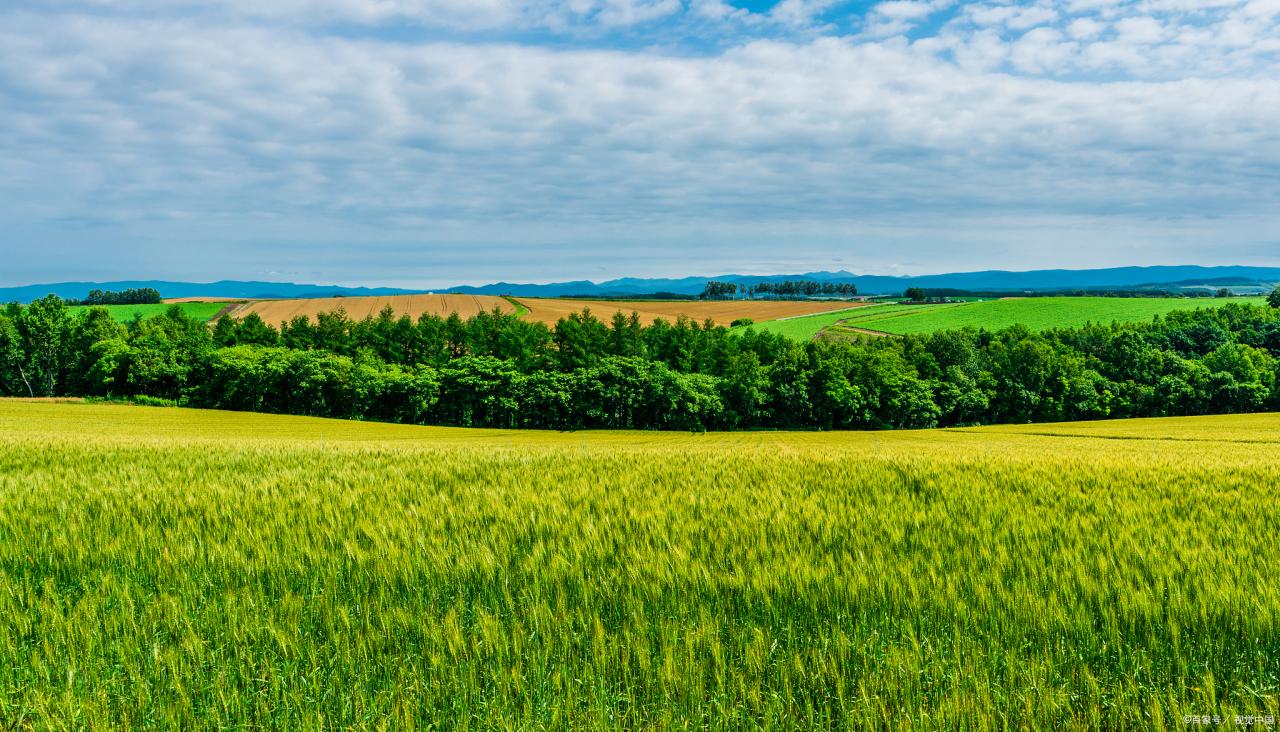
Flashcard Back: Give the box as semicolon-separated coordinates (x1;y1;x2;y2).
554;310;610;371
63;307;126;394
235;313;279;347
212;316;239;347
15;294;69;396
0;313;31;397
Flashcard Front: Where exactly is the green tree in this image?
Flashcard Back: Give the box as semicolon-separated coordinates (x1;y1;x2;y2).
118;305;213;400
235;313;279;347
415;314;449;365
809;358;869;429
436;357;521;428
83;339;134;396
1201;343;1274;412
717;351;769;428
700;281;737;299
212;316;238;347
1268;286;1280;309
280;315;316;350
63;307;127;394
444;313;468;359
933;365;993;426
609;311;646;358
314;310;352;354
371;365;440;424
0;313;30;397
15;294;70;395
765;345;813;427
554;310;610;371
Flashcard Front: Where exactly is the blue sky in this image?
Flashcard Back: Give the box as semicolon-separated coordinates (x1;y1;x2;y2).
1;0;1277;287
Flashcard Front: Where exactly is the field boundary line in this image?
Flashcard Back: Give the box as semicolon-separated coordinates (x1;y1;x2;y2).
502;296;530;318
834;326;895;338
210;302;250;321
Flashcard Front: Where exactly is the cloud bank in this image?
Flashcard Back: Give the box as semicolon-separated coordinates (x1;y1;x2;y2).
1;1;1276;286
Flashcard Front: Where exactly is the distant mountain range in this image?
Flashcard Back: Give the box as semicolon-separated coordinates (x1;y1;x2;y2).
0;280;425;303
446;266;1280;298
4;266;1279;303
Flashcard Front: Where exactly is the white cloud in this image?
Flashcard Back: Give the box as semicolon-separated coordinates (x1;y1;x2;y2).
1066;16;1106;37
860;0;953;36
932;0;1279;78
48;0;693;30
768;0;844;27
1;3;1277;283
1113;15;1166;43
1242;0;1280;17
4;13;1275;208
690;0;746;21
967;3;1060;30
1009;26;1076;70
873;1;940;20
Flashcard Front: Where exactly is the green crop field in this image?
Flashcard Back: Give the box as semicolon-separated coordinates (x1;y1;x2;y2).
1;401;1278;729
775;296;1269;340
742;303;976;339
68;301;231;323
732;305;874;339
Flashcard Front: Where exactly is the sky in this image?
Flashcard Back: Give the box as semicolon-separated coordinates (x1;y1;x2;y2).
1;0;1277;288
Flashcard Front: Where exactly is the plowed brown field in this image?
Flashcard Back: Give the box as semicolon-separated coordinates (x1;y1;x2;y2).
515;298;868;327
237;294;515;324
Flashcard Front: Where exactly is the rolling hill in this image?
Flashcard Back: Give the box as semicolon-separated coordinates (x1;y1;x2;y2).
751;296;1270;340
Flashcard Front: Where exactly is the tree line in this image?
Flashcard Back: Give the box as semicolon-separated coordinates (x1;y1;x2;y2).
69;288;164;306
701;280;859;299
2;294;1279;431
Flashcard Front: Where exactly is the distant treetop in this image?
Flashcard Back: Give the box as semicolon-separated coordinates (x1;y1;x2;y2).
73;288;163;306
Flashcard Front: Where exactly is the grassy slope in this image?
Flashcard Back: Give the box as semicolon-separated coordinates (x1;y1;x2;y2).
1;401;1277;728
733;306;873;339
69;301;230;323
753;296;1272;340
741;303;977;339
842;296;1267;336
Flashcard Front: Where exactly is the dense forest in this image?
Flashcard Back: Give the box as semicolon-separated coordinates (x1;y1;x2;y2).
3;295;1279;431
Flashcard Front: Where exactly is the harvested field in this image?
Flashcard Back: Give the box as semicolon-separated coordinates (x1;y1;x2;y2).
516;298;867;326
236;294;515;323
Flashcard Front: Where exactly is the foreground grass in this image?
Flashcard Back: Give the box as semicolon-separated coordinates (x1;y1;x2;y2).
68;301;230;323
824;296;1267;336
0;402;1278;728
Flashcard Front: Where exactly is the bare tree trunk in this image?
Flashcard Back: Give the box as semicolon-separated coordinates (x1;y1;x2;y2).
16;364;34;398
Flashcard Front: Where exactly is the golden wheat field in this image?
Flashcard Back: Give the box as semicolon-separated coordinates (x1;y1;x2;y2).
516;298;867;326
234;293;516;323
221;293;862;328
1;401;1278;729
